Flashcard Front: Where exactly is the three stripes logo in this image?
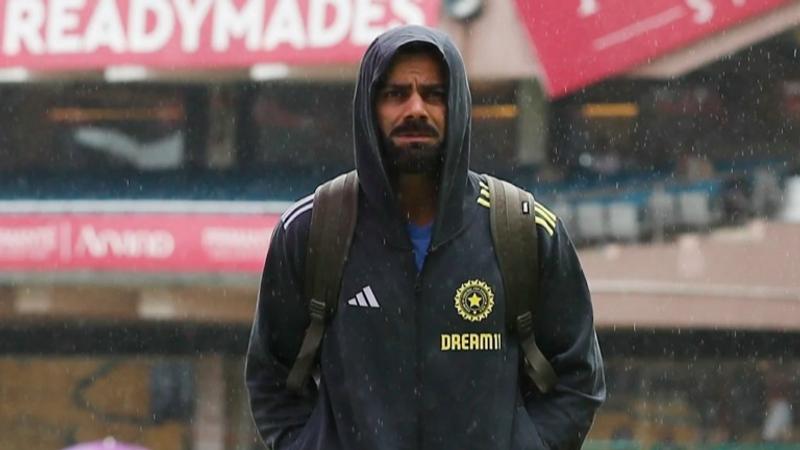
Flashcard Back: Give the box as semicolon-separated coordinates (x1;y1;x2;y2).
347;286;381;308
282;193;314;230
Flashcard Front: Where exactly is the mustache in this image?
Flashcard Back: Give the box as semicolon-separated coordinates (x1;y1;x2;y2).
390;120;440;138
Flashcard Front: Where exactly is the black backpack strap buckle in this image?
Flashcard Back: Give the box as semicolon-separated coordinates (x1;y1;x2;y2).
308;299;326;322
516;311;534;336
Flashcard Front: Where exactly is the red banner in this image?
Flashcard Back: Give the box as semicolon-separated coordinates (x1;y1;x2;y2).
515;0;790;97
0;213;280;273
0;0;439;70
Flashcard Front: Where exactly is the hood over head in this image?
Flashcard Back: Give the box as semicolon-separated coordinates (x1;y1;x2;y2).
353;25;472;250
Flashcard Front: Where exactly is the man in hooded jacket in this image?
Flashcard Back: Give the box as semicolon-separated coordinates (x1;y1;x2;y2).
246;26;606;450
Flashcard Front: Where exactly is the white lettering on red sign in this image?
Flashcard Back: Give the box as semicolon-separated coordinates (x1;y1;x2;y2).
201;227;270;261
578;0;599;17
47;0;84;54
264;0;306;50
76;225;175;259
392;0;425;24
2;0;428;57
308;0;351;47
84;0;127;53
3;0;46;54
685;0;714;23
352;0;385;45
129;0;175;53
212;0;265;52
0;226;57;258
174;0;214;53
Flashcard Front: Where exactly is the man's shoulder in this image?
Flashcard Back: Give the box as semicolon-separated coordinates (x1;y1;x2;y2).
279;192;315;234
531;200;560;242
278;170;354;234
472;172;562;242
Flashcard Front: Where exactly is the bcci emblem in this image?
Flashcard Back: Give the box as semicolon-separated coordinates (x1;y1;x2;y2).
454;279;495;322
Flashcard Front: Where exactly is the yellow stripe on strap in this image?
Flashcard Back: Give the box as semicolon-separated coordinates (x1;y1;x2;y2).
534;202;557;222
535;216;554;236
477;197;491;208
534;204;557;225
534;208;556;230
480;188;490;198
479;180;489;190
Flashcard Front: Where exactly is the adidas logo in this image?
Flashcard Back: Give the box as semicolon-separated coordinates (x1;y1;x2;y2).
347;286;380;308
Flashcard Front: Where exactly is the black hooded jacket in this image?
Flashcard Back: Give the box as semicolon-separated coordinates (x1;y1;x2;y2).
246;26;605;450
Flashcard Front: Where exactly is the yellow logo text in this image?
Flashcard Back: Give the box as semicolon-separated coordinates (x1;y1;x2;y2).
440;333;502;351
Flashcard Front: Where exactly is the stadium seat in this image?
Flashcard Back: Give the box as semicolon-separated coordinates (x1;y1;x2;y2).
576;202;607;243
679;191;713;229
608;202;640;242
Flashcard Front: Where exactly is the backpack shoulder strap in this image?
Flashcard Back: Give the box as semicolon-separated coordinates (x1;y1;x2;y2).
286;170;359;395
484;174;558;393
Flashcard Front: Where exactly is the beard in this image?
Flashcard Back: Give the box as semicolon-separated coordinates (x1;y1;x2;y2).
382;120;445;175
383;139;444;175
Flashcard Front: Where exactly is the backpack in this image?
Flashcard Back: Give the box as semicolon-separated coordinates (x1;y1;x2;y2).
286;170;557;395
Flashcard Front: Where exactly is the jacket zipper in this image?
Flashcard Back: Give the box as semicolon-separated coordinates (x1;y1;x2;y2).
413;244;435;450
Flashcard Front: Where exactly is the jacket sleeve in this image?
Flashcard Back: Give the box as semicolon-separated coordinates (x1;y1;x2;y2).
245;219;317;449
523;218;607;450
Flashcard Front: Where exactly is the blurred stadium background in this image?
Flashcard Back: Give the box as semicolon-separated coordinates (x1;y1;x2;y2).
0;0;799;449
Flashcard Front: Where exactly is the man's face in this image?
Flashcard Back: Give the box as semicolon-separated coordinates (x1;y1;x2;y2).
376;51;447;174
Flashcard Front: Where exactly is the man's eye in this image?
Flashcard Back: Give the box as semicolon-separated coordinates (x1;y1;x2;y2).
384;90;404;99
427;90;447;102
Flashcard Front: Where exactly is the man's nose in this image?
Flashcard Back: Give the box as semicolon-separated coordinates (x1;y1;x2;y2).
404;91;428;119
